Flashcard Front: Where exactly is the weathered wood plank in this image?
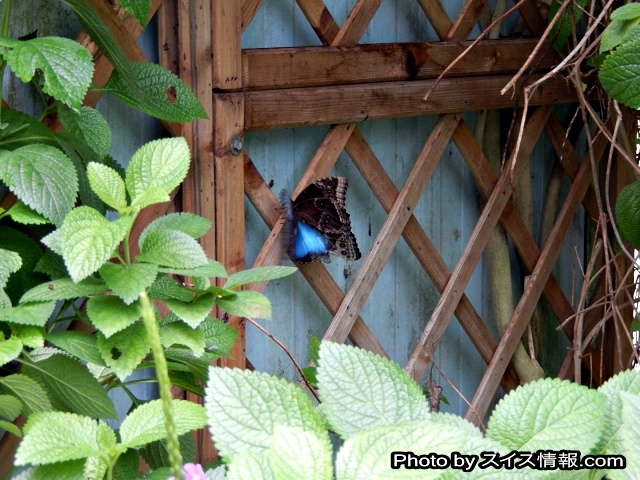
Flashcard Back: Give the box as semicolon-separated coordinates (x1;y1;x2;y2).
345;128;520;390
466;130;606;423
242;39;559;90
244;74;577;131
213;91;246;321
331;0;382;46
323;114;461;345
415;0;452;39
212;0;242;90
241;0;263;31
296;0;341;46
404;106;552;383
446;0;486;40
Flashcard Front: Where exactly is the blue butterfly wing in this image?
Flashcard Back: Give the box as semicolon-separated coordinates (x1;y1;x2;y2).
291;221;332;263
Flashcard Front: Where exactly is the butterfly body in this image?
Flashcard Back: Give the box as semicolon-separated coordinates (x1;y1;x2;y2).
282;177;361;264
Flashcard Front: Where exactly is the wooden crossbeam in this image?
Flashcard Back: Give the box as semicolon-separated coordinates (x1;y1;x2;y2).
467;130;609;421
242;39;559;90
405;106;553;382
244;74;577;131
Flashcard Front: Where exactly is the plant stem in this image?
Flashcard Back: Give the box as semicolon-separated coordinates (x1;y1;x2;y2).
0;0;11;125
138;291;183;480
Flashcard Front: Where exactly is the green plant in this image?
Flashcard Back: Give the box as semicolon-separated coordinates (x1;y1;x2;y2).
203;341;639;479
598;3;640;109
1;135;295;478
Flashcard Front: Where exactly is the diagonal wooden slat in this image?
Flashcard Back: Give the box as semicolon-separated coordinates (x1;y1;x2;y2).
331;0;382;46
405;105;553;382
345;128;520;390
452;121;578;336
416;0;453;39
466;130;609;421
296;0;341;46
445;0;486;40
323;113;461;343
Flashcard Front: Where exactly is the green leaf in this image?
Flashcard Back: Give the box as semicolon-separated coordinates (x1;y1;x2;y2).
43;207;133;282
227;453;272;480
615;180;640;248
119;399;207;448
200;316;238;355
160;321;205;356
140;433;196;470
224;266;297;290
0;337;23;367
0;394;23;421
317;342;430;438
87;163;127;212
148;275;194;302
615;392;640;478
139;229;208;269
270;425;332;480
0;301;56;326
336;422;470;479
30;460;87;480
164;292;216;328
105;62;207;122
0;374;53;414
596;369;640;458
205;367;325;459
21;354;117;419
20;277;107;303
14;412;101;465
139;212;212;247
0;228;47;305
0;144;78;226
487;378;606;453
611;3;640;21
125;137;190;200
0;108;56;150
215;290;271;320
45;331;105;367
118;0;151;27
128;186;170;210
34;251;68;281
0;248;21;289
0;37;93;109
87;295;141;338
53;130;109;215
7;202;50;225
97;321;149;381
599;38;640;109
548;0;587;52
16;326;44;349
61;0;138;93
99;262;158;305
158;260;227;279
600;20;640;53
58;106;111;159
0;419;22;438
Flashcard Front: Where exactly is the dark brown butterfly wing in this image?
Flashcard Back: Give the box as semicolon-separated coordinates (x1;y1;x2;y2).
292;177;352;234
283;176;361;263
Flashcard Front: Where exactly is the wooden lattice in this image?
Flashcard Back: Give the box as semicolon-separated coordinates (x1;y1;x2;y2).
0;0;634;471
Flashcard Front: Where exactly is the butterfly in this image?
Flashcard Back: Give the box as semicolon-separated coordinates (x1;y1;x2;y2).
281;177;361;264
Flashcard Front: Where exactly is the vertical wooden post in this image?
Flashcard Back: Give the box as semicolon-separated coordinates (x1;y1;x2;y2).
210;0;245;369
